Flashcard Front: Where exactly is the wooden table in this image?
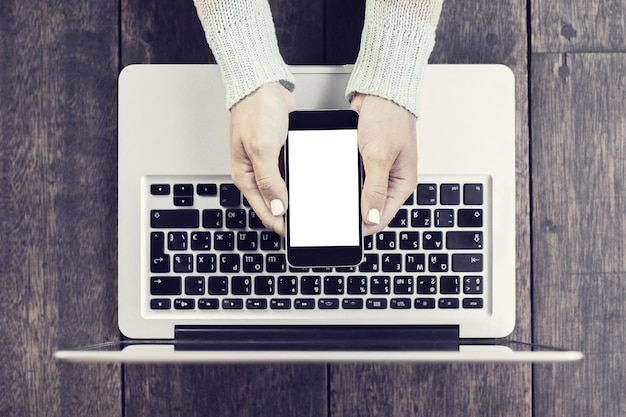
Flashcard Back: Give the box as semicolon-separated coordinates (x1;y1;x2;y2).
1;0;623;415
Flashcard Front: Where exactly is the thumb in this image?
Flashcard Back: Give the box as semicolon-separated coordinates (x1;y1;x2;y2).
361;158;391;227
250;152;288;217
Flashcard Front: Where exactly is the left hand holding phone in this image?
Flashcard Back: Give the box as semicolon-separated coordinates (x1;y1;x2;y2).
230;82;296;237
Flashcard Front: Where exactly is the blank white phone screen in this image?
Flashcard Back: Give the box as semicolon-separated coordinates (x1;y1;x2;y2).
288;129;360;248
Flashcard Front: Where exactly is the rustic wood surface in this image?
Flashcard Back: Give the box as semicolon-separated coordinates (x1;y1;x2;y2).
1;0;623;415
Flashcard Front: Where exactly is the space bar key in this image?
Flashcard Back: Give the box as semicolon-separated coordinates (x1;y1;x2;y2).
151;210;199;228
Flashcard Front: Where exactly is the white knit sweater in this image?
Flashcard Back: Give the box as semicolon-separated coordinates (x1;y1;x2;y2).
193;0;443;118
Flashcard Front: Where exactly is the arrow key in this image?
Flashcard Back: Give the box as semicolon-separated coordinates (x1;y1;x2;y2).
151;276;181;295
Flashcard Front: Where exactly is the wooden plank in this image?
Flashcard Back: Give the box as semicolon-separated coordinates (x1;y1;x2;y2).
531;53;626;417
120;2;328;416
532;0;626;53
0;1;121;416
328;0;533;415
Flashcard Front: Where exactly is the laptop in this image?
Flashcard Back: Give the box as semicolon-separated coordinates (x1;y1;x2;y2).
55;64;582;363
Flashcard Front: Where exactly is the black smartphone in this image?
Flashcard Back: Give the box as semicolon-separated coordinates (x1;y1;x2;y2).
285;110;362;267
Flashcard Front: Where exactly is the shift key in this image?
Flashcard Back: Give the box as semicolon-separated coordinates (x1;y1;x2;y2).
151;209;199;228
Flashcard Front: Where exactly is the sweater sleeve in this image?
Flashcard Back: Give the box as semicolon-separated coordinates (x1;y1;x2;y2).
346;0;443;118
193;0;295;109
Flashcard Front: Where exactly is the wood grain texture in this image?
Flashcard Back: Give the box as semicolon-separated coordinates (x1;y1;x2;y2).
531;53;626;417
532;0;626;53
328;1;533;415
0;1;120;416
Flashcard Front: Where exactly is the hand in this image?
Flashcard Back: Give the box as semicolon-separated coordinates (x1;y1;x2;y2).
230;82;296;236
351;93;418;236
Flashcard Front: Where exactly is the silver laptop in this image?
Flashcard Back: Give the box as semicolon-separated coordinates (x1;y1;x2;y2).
55;64;582;363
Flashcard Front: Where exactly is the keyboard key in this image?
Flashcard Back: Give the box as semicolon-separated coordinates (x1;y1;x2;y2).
458;209;483;227
150;232;169;273
196;254;216;273
207;276;228;295
423;232;443;250
173;254;193;273
463;276;483;294
222;299;243;309
393;276;414;294
388;209;408;227
403;193;414;205
254;276;274;295
447;231;483;249
435;209;454;227
318;298;340;309
417;276;437;294
366;298;387;309
249;211;264;229
197;183;217;196
191;232;211;250
151;209;199;228
271;299;291;310
242;254;263;272
214;232;234;251
463;298;484;309
173;184;194;207
261;232;282;251
174;196;194;206
185;276;205;295
266;254;286;273
464;183;483;205
232;276;251;295
342;298;364;309
452;254;483;272
247;299;268;310
415;298;436;309
347;276;367;294
381;254;402;272
220;253;240;272
405;254;426;272
376;232;396;250
440;276;460;294
364;235;374;250
220;184;241;207
294;298;315;309
391;298;411;309
417;184;437;205
301;276;321;294
150;276;181;295
150;184;170;195
198;298;219;309
399;232;420;250
324;276;344;295
440;184;460;205
168;232;188;251
428;254;449;272
237;232;258;251
202;209;223;228
439;298;460;309
150;299;171;310
277;276;298;295
174;298;195;310
226;209;246;229
411;209;431;227
370;276;390;294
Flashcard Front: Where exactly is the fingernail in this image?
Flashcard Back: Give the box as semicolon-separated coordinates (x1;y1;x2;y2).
270;199;285;216
366;208;380;225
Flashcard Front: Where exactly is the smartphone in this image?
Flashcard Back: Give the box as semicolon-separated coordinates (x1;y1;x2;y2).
285;110;362;267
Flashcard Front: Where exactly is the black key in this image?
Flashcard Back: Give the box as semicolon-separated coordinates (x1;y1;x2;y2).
266;254;286;273
391;298;411;309
249;211;265;229
168;232;188;251
382;254;402;273
313;267;333;273
463;298;484;309
289;266;309;273
150;299;171;310
174;196;194;207
428;254;449;272
226;209;246;229
371;276;390;294
458;209;483;227
223;299;243;309
336;266;356;273
207;276;228;295
243;254;263;273
423;231;443;250
347;276;367;294
342;299;364;309
151;277;181;295
388;209;408;227
417;184;437;205
174;298;195;310
174;184;194;207
440;184;460;205
463;276;483;294
255;276;274;295
202;209;223;228
400;232;420;250
452;254;483;272
435;209;455;227
364;235;374;250
440;275;460;294
301;276;321;294
185;276;205;295
198;298;219;309
237;231;258;251
464;184;483;205
220;184;241;207
439;298;460;309
173;254;193;273
447;231;483;249
403;193;414;205
406;254;426;272
295;299;315;309
277;276;298;295
324;276;344;295
393;276;414;294
415;298;436;309
261;232;282;251
196;254;217;273
151;209;199;228
191;232;211;250
411;208;431;227
232;276;252;295
318;298;340;309
247;299;268;310
197;183;217;196
150;184;170;195
150;232;169;273
417;276;437;294
220;253;240;272
366;298;387;309
376;232;396;250
271;299;292;310
214;231;235;251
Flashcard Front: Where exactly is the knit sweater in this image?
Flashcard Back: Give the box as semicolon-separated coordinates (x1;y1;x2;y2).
193;0;443;118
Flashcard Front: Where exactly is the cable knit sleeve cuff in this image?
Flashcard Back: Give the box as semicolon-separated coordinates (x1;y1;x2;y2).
346;0;443;118
194;0;295;109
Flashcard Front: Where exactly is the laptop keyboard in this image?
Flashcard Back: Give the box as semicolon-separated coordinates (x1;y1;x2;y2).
144;175;490;319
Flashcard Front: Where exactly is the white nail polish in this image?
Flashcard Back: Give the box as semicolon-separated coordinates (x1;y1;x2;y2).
270;199;285;216
367;208;380;225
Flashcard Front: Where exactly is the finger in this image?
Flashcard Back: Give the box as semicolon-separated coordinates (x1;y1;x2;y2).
361;155;392;229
